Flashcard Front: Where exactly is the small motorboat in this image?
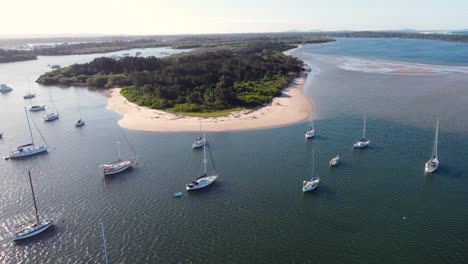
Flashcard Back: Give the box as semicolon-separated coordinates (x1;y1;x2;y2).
330;154;340;167
29;105;46;112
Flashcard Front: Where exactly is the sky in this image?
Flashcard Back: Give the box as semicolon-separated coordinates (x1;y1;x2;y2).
1;0;467;36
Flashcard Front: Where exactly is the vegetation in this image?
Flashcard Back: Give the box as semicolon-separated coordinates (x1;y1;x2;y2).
0;49;37;63
37;41;303;113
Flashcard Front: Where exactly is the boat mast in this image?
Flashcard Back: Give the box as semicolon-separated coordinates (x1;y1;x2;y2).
312;145;315;177
363;115;367;139
101;222;109;264
116;141;121;161
203;144;207;175
28;171;40;224
434;119;439;158
24;107;35;147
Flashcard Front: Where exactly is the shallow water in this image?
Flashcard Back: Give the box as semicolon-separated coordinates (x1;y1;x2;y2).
0;40;468;263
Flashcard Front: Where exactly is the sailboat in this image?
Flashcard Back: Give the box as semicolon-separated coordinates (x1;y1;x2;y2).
23;81;36;99
4;107;48;159
100;126;136;176
425;119;439;173
12;171;53;241
330;154;340;167
303;145;320;192
353;115;370;148
192;120;206;149
44;91;59;122
305;118;315;139
186;144;218;191
75;100;85;127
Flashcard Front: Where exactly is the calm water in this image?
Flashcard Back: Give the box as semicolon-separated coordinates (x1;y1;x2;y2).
1;40;468;263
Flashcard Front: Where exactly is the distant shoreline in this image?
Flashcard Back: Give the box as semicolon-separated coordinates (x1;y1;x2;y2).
105;45;313;132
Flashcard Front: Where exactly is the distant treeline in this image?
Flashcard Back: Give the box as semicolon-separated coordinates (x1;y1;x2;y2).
37;42;304;113
322;31;468;43
0;49;37;63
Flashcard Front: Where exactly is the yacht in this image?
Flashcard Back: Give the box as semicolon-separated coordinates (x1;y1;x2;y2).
186;144;218;191
12;171;54;241
303;145;320;192
330;154;340;167
353;115;370;148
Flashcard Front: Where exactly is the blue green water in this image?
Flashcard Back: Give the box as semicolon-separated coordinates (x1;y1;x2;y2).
0;40;468;263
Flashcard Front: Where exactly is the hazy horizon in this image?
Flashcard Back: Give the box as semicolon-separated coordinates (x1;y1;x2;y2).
2;0;467;36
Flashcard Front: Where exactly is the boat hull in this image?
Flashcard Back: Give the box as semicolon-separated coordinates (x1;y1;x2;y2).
75;121;85;127
30;106;46;112
330;157;340;167
44;114;59;122
186;175;218;191
12;219;53;241
303;179;320;192
425;158;439;173
192;139;206;149
102;160;133;175
6;146;48;159
353;140;370;148
305;130;315;138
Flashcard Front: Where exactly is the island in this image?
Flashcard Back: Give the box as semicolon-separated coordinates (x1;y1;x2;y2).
0;49;37;63
36;41;314;131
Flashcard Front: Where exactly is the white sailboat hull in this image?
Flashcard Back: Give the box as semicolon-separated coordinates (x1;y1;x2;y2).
303;178;320;192
23;93;36;99
44;113;59;122
330;156;340;167
305;130;315;138
12;219;53;241
6;146;48;159
425;158;439;173
353;140;370;148
186;175;218;191
102;160;133;175
192;139;206;149
30;106;46;112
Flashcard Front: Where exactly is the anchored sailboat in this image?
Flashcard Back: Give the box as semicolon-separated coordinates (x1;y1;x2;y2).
305;118;315;139
101;126;136;176
75;99;85;127
12;171;54;241
192;120;206;149
4;107;48;159
44;90;59;122
303;145;320;192
425;119;439;173
353;115;370;148
330;154;340;167
186;144;218;191
23;80;36;99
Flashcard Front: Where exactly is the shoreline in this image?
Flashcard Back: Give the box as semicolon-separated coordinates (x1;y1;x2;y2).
106;45;313;132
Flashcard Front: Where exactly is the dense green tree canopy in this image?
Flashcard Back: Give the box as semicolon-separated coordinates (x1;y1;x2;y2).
37;42;304;113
